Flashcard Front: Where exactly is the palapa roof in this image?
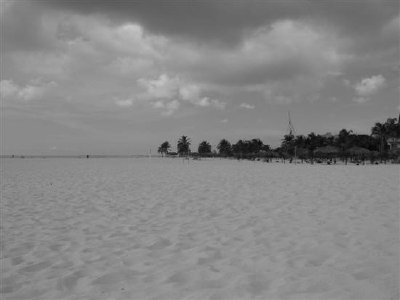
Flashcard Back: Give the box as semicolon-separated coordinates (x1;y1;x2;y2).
347;146;371;155
314;145;340;154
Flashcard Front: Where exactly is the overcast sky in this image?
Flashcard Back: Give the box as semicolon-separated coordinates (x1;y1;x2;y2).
1;0;399;155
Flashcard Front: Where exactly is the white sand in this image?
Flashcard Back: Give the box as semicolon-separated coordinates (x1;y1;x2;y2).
1;158;399;300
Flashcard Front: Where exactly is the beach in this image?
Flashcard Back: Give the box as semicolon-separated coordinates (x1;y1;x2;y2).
1;158;399;300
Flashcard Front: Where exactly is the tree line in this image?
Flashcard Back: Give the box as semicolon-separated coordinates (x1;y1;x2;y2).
158;116;400;161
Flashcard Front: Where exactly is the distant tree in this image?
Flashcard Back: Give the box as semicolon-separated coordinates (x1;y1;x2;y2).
232;140;246;156
384;117;400;138
305;132;327;153
334;129;353;151
281;134;295;155
177;136;191;156
198;141;212;154
157;141;171;157
217;139;232;156
261;144;271;151
351;134;379;151
294;135;306;149
371;122;387;154
249;138;264;153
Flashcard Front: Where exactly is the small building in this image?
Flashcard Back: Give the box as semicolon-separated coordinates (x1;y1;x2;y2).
387;137;400;150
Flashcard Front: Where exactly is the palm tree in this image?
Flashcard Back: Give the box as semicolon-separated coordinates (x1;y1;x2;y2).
232;140;245;157
217;139;232;156
157;141;171;157
198;141;211;155
282;134;295;156
384;117;400;138
249;138;264;153
371;122;387;155
177;136;191;156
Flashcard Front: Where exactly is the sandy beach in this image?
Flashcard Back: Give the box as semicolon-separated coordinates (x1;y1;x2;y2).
1;158;399;300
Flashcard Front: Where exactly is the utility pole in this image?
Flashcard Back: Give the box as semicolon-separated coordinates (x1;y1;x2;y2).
287;111;297;164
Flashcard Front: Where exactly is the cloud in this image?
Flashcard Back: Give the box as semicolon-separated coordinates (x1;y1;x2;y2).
168;20;347;88
138;74;179;99
352;97;370;104
1;79;56;101
138;74;226;114
115;98;133;107
354;75;386;96
107;57;154;75
1;80;19;98
158;19;350;104
2;1;398;122
152;99;180;116
38;0;399;49
240;103;255;109
352;75;386;103
179;84;226;108
221;119;229;123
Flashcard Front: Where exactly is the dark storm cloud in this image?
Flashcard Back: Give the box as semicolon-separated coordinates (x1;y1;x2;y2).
35;0;399;46
2;1;55;52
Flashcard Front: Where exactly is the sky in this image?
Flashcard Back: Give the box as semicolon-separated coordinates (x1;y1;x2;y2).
1;0;399;155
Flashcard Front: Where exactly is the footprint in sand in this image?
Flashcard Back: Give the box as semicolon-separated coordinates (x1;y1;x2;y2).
91;269;140;286
11;256;24;266
147;238;172;250
197;247;223;265
5;242;35;258
0;276;23;294
19;261;52;273
246;274;270;296
57;270;85;292
165;272;188;285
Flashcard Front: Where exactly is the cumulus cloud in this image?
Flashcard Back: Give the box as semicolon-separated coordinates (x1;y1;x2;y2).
38;0;399;50
107;57;154;75
138;74;226;114
158;19;350;104
354;75;386;96
115;98;133;107
152;99;180;116
240;103;255;109
138;74;179;99
1;79;56;101
179;84;226;108
1;2;398;119
167;20;347;88
1;80;19;98
353;75;386;103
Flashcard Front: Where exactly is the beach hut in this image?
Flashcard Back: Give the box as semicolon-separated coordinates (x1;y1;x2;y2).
347;147;370;155
314;146;340;164
347;146;370;163
314;146;340;159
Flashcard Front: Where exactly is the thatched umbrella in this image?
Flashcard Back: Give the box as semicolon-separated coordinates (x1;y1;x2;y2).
388;148;400;158
314;146;340;158
370;150;380;157
295;147;308;158
347;147;370;162
267;150;280;158
347;146;370;156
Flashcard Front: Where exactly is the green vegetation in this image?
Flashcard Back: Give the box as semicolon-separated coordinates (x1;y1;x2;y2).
157;141;171;157
198;141;212;155
177;136;191;156
159;116;400;162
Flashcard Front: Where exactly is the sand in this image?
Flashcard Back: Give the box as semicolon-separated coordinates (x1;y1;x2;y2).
1;158;399;300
